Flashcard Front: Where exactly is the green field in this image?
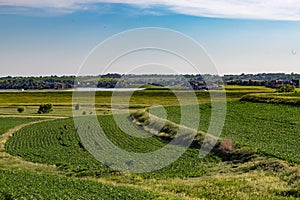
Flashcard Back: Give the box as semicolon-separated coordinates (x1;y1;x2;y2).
273;92;300;97
153;101;300;164
0;117;42;135
241;92;300;105
0;169;164;200
0;86;299;199
5;115;219;179
0;86;273;116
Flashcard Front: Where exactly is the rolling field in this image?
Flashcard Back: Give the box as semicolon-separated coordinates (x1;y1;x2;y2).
240;92;300;105
0;86;273;116
0;117;43;135
0;169;164;200
1;87;300;199
3;100;300;199
272;92;300;97
155;101;300;164
5;115;219;179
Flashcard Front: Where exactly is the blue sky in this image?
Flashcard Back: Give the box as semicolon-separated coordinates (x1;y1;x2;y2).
0;1;300;76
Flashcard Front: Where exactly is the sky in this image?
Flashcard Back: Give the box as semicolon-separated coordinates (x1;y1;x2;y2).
0;0;300;76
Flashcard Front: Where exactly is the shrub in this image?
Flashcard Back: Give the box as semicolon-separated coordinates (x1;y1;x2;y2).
74;104;80;110
38;104;53;114
17;106;25;113
276;84;296;93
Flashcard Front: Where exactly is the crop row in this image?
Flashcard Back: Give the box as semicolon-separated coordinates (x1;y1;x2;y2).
0;117;41;135
0;169;159;199
5;114;219;179
163;101;300;164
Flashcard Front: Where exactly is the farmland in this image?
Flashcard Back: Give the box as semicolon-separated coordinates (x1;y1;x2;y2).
0;86;299;199
0;117;42;135
5;115;219;179
241;93;300;105
0;169;164;199
154;101;300;164
0;86;274;116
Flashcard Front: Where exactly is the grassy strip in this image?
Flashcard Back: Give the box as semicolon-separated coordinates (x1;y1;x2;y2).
130;109;217;149
130;109;257;163
240;93;300;105
97;157;300;200
0;88;266;106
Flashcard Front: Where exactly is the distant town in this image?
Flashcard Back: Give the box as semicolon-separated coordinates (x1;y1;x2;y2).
0;73;299;90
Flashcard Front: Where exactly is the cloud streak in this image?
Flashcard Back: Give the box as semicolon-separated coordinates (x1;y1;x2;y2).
1;0;300;20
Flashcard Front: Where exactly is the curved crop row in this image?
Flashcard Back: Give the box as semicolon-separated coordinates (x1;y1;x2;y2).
0;117;42;135
163;101;300;164
0;169;160;199
5;114;218;178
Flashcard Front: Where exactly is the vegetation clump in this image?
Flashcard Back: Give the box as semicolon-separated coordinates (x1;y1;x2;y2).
130;109;228;155
74;104;80;110
17;106;25;113
276;84;296;93
37;103;53;114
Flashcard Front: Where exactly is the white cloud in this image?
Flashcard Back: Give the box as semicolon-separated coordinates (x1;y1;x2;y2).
1;0;300;20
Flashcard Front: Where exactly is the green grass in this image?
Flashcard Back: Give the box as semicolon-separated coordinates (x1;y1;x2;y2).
98;158;300;200
240;93;300;105
158;101;300;164
5;114;219;179
222;101;300;164
1;87;300;199
0;117;42;135
144;170;298;200
0;92;73;105
274;92;300;97
224;85;275;92
0;169;164;199
5;100;300;178
0;87;270;116
0;86;274;105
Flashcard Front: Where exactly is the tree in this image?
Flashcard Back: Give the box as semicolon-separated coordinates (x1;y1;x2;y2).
276;84;296;93
38;104;53;114
17;106;25;113
74;104;80;110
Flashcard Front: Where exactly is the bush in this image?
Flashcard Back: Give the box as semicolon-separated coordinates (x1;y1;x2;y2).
17;107;25;113
276;84;296;93
74;104;80;110
38;104;53;114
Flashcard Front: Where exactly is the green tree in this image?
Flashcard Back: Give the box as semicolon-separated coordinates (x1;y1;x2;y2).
17;106;25;113
38;104;53;114
276;84;296;93
74;104;80;110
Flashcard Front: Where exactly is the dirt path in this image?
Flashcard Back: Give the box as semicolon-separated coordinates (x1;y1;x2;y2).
0;117;67;175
